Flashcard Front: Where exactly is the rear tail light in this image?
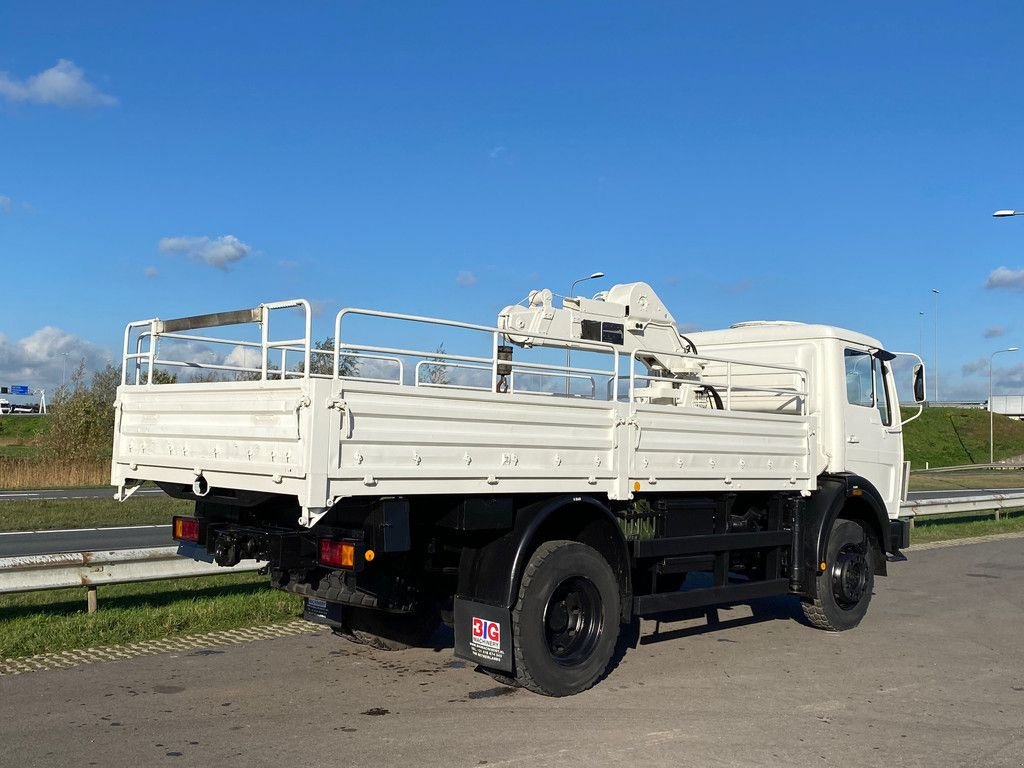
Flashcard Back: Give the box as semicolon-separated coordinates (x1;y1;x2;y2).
173;516;200;543
319;539;356;568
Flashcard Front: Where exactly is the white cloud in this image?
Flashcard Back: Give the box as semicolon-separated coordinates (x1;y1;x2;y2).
159;234;252;271
0;327;112;394
962;357;988;377
0;195;11;213
488;145;507;159
985;267;1024;291
0;59;116;108
456;271;478;287
984;325;1008;339
144;266;159;279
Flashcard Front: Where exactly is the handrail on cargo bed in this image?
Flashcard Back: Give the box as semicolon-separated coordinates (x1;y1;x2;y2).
119;297;811;419
334;306;624;399
122;299;312;385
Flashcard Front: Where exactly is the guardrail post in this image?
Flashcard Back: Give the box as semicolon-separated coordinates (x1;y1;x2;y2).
87;586;97;614
995;508;1001;522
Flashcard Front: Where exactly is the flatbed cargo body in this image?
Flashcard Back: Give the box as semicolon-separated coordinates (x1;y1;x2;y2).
113;377;818;524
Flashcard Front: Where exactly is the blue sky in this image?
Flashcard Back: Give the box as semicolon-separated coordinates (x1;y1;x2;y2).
1;2;1023;400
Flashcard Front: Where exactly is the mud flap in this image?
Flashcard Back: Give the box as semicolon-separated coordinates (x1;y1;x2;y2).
453;596;513;674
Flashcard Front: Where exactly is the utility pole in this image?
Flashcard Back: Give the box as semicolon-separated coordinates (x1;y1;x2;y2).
931;289;940;402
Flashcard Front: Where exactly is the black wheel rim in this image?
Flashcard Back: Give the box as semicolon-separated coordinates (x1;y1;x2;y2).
542;576;604;667
830;542;869;610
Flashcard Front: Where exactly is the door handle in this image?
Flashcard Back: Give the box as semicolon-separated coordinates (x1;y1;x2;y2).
847;435;860;444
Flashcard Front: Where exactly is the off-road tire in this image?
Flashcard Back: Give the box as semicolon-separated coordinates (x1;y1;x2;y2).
512;540;621;697
801;518;875;631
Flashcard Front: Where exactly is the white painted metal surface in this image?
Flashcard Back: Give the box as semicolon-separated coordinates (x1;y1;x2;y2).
111;283;912;527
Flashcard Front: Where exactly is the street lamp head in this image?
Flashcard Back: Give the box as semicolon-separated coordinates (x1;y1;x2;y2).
589;271;605;279
1008;347;1020;352
993;210;1019;218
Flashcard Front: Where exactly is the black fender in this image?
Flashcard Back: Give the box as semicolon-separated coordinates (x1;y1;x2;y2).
798;474;889;598
456;494;632;622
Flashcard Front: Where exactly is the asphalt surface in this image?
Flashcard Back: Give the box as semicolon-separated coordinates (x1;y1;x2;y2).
0;487;165;502
3;535;1023;768
0;526;173;557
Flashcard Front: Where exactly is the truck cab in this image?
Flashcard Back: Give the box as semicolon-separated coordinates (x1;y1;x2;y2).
690;321;912;519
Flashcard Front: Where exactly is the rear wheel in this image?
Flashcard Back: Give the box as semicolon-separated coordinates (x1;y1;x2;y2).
512;540;621;696
802;518;875;631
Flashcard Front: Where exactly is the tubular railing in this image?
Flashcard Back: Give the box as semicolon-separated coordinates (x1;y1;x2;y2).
120;298;809;420
121;300;312;385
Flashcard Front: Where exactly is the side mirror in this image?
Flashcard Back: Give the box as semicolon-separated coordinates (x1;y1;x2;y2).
913;364;926;403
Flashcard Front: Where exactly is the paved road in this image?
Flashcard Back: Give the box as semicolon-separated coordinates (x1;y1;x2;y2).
909;488;1024;500
3;536;1023;768
0;487;166;502
0;525;173;557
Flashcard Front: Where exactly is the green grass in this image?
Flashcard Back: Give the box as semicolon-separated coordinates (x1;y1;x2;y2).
903;407;1024;468
0;572;303;659
0;415;46;460
0;415;47;441
0;497;192;532
910;509;1024;544
0;444;42;458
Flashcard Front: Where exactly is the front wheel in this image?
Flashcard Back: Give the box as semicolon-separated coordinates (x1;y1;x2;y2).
512;540;621;696
801;518;875;631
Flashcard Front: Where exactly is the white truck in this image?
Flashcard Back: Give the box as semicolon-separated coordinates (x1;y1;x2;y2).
111;282;925;696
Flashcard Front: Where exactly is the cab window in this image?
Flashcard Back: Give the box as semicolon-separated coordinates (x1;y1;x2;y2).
844;348;892;426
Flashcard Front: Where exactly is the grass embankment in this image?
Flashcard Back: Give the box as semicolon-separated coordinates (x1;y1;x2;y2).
0;573;303;659
0;497;191;532
903;407;1024;468
909;510;1024;544
0;415;46;459
0;415;109;487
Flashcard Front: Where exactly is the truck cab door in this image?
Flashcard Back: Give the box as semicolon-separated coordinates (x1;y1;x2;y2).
842;348;903;518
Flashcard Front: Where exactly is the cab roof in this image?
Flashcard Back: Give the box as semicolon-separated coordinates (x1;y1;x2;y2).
688;321;885;351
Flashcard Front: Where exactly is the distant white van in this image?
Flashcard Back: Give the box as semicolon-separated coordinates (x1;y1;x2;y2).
0;399;10;414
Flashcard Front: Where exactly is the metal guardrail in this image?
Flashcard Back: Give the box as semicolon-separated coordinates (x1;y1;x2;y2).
0;544;262;613
2;493;1023;612
912;463;1024;474
898;492;1024;522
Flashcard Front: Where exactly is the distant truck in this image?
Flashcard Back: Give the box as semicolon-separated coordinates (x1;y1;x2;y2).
111;283;925;696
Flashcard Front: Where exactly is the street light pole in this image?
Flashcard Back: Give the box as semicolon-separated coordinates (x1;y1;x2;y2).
989;347;1019;463
61;352;70;387
931;289;940;402
565;271;605;396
